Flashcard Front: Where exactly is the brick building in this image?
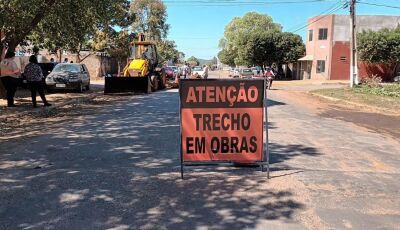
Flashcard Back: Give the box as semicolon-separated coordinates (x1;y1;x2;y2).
297;15;400;80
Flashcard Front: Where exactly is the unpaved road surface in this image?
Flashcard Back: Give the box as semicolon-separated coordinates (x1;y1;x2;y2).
0;80;399;229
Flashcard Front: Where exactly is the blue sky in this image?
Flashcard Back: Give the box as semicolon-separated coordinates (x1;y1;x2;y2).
164;0;400;60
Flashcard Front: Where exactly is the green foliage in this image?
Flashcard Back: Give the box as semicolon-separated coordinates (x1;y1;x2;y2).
187;56;200;66
218;12;304;67
218;48;236;67
130;0;169;41
157;40;181;64
278;32;306;64
0;0;130;56
358;28;400;64
108;30;131;60
358;28;400;80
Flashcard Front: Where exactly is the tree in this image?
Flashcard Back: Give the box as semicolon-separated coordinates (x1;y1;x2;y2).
218;12;282;66
218;48;236;67
218;12;304;70
0;0;130;59
358;28;400;81
277;32;305;64
157;40;181;65
30;0;130;62
130;0;169;41
186;56;199;66
108;30;131;75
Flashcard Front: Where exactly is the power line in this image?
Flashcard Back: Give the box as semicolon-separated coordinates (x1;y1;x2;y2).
164;0;337;7
290;1;348;33
286;0;346;32
357;1;400;9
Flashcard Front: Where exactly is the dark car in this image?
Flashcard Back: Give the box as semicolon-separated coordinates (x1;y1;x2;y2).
45;63;90;93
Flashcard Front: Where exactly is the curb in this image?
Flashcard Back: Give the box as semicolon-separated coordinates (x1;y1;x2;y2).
309;92;400;116
0;92;102;122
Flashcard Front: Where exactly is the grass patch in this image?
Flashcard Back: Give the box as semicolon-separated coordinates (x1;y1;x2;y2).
312;84;400;113
353;84;400;98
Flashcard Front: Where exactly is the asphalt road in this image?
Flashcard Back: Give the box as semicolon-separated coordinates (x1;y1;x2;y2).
0;75;399;229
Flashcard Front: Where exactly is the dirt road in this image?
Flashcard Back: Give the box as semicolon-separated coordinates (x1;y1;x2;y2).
0;81;399;229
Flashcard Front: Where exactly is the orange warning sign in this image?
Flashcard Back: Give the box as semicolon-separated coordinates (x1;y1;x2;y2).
180;79;265;163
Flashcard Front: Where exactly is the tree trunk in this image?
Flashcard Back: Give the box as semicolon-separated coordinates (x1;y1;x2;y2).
0;42;5;99
391;62;399;81
58;49;63;63
118;60;121;76
0;42;4;61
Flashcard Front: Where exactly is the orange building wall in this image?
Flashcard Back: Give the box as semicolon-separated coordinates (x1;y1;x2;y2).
305;15;334;80
330;41;350;80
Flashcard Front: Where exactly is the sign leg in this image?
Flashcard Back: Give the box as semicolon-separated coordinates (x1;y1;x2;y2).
180;163;184;179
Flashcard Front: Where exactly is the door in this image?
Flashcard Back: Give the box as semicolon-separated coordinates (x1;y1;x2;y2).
305;61;312;79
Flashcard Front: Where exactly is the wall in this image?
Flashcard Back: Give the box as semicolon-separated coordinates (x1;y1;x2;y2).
330;41;350;80
40;50;125;79
306;15;334;80
332;15;400;81
334;15;400;42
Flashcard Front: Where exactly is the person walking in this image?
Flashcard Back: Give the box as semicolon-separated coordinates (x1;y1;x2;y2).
264;67;275;90
0;51;21;107
202;64;209;79
24;55;51;108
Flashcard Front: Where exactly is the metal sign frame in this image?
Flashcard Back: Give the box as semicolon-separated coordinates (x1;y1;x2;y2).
179;78;270;179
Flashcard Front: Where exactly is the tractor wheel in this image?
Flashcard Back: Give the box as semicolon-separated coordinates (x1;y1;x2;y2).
159;74;166;90
151;75;158;92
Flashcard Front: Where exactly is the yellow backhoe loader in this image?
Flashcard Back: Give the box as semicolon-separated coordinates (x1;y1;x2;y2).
104;34;166;94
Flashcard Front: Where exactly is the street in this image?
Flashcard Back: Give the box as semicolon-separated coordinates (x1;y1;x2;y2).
1;72;399;229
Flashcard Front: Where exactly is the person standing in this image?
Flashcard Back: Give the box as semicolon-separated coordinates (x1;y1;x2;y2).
0;51;21;107
202;64;209;79
63;58;69;63
182;62;188;79
24;55;51;108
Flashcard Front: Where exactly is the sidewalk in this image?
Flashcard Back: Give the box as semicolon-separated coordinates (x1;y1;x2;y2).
0;80;104;120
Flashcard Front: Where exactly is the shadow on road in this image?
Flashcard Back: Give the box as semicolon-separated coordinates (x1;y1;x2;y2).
0;90;322;229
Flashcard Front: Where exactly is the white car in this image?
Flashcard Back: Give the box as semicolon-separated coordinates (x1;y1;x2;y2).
229;68;240;78
192;66;204;76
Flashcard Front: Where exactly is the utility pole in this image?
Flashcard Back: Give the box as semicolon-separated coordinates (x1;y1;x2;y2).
350;0;358;87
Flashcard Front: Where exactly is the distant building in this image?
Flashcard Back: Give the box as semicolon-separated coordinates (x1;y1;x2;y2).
297;15;400;80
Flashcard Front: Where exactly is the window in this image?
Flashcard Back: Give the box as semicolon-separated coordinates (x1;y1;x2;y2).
340;56;347;62
308;30;313;42
318;28;328;40
317;60;326;73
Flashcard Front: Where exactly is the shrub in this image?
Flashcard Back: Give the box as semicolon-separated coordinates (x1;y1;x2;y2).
360;74;383;87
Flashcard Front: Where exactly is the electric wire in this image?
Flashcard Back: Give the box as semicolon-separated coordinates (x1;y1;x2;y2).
290;1;348;33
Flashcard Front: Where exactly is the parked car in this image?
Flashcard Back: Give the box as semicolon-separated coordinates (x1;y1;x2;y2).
239;68;254;79
45;63;90;93
229;68;240;78
192;66;204;76
251;66;262;77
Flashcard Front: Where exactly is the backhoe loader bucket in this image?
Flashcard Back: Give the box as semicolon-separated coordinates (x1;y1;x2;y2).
104;76;151;94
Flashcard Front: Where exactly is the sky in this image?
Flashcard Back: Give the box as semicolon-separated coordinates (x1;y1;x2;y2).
164;0;400;60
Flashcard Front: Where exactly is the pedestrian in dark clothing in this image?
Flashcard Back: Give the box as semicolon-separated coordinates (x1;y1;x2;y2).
0;51;21;107
24;55;51;108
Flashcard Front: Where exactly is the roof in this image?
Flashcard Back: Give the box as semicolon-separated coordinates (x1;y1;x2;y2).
298;55;313;61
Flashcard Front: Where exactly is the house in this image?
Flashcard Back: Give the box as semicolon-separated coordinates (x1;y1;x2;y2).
297;15;400;80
